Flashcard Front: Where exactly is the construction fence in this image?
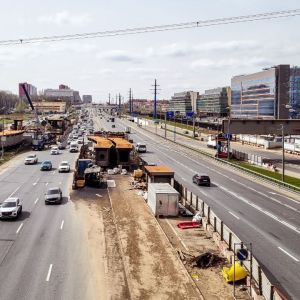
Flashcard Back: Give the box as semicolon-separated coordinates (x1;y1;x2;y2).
173;179;286;300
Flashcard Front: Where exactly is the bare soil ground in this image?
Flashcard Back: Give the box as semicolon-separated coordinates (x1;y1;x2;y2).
159;217;250;300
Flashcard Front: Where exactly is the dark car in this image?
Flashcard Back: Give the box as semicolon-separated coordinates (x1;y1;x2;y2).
41;161;52;171
45;187;62;204
193;174;211;186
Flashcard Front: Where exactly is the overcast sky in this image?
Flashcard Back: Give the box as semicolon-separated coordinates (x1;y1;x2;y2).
0;0;300;102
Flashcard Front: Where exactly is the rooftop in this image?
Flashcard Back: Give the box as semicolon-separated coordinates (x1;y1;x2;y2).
144;165;174;175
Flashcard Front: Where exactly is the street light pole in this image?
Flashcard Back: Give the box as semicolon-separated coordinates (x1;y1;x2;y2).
227;108;231;160
281;124;285;182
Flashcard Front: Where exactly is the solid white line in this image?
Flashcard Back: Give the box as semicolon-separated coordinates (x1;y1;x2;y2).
284;204;298;212
200;190;208;197
228;211;240;220
9;186;21;198
60;220;64;230
278;247;299;262
46;264;53;282
16;223;23;234
34;198;39;204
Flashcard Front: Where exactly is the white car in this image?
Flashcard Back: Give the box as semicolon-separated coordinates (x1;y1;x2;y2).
78;137;84;144
51;146;59;155
0;197;22;219
24;154;38;165
58;161;71;173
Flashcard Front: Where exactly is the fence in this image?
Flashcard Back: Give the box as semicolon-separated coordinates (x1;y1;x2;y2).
173;179;287;300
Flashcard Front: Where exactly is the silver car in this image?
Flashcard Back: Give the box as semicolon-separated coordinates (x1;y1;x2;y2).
0;197;22;219
45;187;63;204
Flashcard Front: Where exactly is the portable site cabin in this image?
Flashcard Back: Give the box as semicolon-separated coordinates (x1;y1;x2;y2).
147;183;179;217
144;165;174;185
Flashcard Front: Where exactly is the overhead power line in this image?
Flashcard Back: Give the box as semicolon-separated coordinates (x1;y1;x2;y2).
1;9;300;45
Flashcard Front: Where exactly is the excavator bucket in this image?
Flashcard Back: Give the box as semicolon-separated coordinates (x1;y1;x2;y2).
222;262;247;283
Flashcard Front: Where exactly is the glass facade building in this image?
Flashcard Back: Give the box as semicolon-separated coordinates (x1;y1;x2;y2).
231;65;290;119
197;87;230;116
169;91;194;115
289;67;300;118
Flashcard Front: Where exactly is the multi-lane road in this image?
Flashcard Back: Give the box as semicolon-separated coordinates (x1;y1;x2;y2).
0;144;96;300
97;114;300;299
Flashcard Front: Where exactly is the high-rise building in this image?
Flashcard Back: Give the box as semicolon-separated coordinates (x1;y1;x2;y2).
169;91;196;115
18;82;37;98
231;65;291;119
197;87;230;116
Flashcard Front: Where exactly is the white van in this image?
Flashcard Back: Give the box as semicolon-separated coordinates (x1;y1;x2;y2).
136;143;147;153
69;141;79;153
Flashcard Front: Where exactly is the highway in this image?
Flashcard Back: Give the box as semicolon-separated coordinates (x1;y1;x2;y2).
0;144;95;300
97;113;300;299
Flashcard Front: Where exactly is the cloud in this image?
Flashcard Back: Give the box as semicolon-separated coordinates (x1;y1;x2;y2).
97;50;140;63
38;11;92;27
190;57;273;69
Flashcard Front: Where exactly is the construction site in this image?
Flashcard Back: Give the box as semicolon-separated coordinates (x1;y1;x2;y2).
69;121;251;299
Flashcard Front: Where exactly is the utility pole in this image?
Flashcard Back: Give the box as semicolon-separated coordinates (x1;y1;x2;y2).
108;93;111;105
129;88;132;115
151;79;160;119
164;113;167;138
131;91;134;114
118;93;121;115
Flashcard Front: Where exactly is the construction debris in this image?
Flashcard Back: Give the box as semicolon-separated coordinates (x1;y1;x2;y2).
193;252;225;269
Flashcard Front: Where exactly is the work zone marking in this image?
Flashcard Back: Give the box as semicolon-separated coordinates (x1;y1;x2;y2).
34;198;39;205
46;264;53;282
278;247;299;262
228;211;240;220
219;185;300;235
60;220;64;230
16;223;23;234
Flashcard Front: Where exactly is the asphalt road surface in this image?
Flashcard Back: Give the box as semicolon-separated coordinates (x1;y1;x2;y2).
97;113;300;299
0;143;96;300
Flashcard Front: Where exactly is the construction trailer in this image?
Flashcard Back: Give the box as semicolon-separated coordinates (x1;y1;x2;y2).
144;165;174;186
147;183;179;217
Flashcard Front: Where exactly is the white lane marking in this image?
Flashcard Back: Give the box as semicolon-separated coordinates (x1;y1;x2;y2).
60;220;64;230
46;264;53;282
200;190;208;197
278;247;299;262
52;171;55;175
34;198;39;205
269;192;277;195
45;182;48;186
96;194;102;198
16;223;23;234
59;181;62;185
284;204;298;212
219;185;300;235
228;211;240;220
9;186;21;198
32;177;40;186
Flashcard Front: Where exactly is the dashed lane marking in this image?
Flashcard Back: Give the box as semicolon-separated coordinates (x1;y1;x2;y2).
16;223;23;234
278;247;299;262
46;264;53;282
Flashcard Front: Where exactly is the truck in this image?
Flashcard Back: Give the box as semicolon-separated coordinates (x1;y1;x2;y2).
69;141;79;153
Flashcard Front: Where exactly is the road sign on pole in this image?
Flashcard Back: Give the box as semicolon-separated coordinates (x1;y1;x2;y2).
236;248;248;261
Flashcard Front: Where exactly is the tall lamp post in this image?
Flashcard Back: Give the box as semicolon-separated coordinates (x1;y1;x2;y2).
226;107;231;160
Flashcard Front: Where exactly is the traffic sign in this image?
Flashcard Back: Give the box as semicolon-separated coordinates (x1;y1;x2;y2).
236;248;248;261
186;112;194;117
166;111;174;118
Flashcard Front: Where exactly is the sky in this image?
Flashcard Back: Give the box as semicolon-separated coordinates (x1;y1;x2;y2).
0;0;300;103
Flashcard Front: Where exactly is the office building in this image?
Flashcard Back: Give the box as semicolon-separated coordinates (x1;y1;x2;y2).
44;85;81;103
197;87;230;116
231;65;290;119
169;91;196;115
83;95;93;104
33;101;66;114
19;82;37;98
289;67;300;119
